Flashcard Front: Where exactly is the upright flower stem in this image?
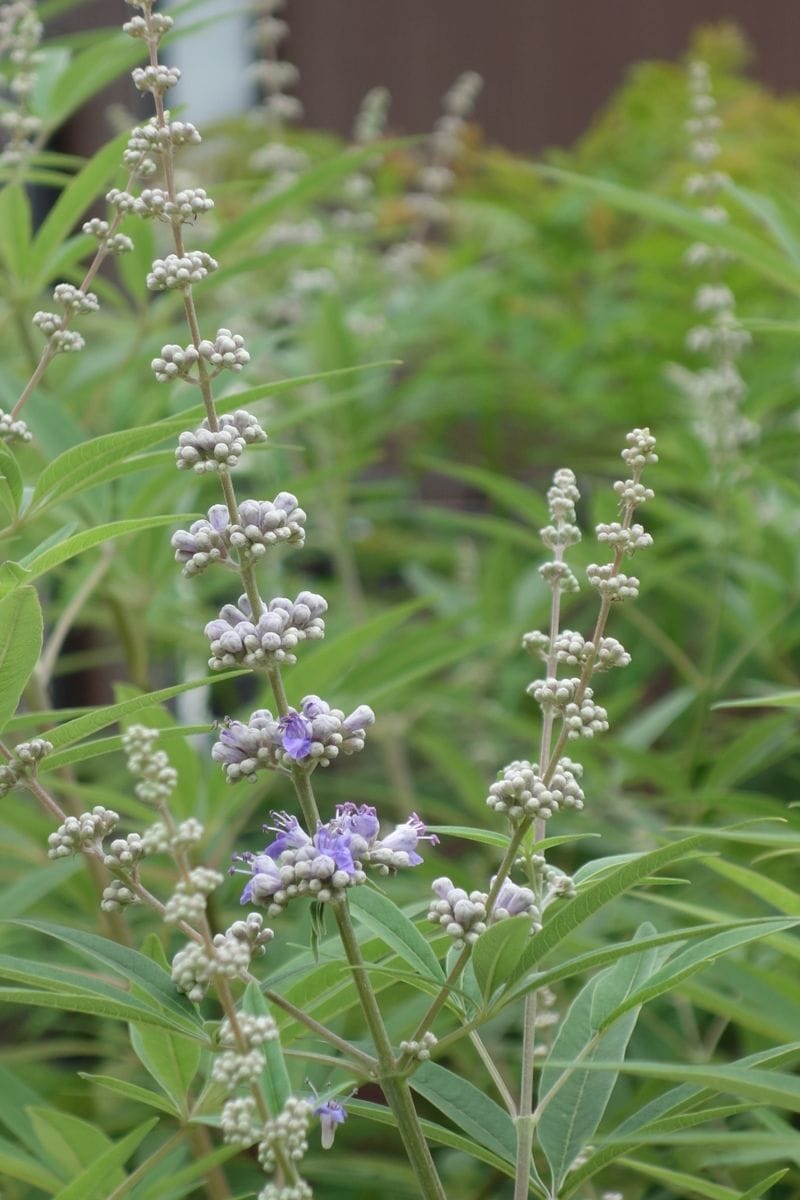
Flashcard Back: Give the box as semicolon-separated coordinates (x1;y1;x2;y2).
334;901;448;1200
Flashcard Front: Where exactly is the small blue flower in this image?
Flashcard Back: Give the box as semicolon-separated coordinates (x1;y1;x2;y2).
315;1098;347;1149
313;826;357;876
263;811;311;858
279;710;313;760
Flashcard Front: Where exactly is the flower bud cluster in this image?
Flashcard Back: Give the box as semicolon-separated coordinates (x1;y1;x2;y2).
427;878;487;947
103;832;146;869
523;630;631;672
586;563;640;602
257;1182;313;1200
257;1097;312;1171
122;112;200;177
0;0;44;165
205;591;327;670
171;913;273;1002
537;857;577;907
487;758;584;822
221;1096;261;1146
675;63;757;460
164;867;224;924
136;186;214;223
101;878;140;912
47;806;118;858
122;11;173;40
211;1048;265;1090
492;876;541;925
122;725;177;804
132;63;181;95
52;283;99;315
170;504;231;575
31;311;84;354
157;334;251;387
82;218;134;254
146;251;218;291
231;495;307;557
539;467;582;592
212;697;374;782
219;1012;278;1048
0;738;52;796
0;408;32;444
399;1031;438;1061
174;409;264;474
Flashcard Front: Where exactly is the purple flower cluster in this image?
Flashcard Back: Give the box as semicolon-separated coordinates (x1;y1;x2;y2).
171;492;305;577
212;697;375;782
232;805;437;913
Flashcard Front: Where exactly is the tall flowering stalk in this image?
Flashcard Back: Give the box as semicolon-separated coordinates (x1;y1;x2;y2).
119;2;444;1196
669;59;756;470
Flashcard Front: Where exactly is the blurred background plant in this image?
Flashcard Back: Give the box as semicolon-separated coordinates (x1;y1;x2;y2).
2;3;800;1198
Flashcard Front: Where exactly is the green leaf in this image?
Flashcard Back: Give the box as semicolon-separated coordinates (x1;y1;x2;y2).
0;443;23;525
79;1072;177;1115
0;586;43;734
127;1024;200;1119
714;690;800;709
414;454;547;525
27;1105;115;1181
0;183;32;278
427;825;511;850
39;724;210;772
42;670;245;749
0;985;198;1032
410;1061;516;1165
505;832;709;986
472;916;533;1001
241;980;292;1115
739;1169;790;1200
0;857;82;918
45;35;146;135
597;917;800;1033
0;1134;61;1192
348;1098;534;1188
538;164;800;297
348;888;444;982
16;515;188;583
617;1158;738;1200
28;133;129;283
13;920;203;1033
501;917;799;1011
537;923;662;1190
210;143;409;258
0;1066;46;1152
52;1118;158;1200
287;596;430;696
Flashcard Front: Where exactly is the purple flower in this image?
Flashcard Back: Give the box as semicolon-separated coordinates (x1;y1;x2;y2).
492;876;538;919
378;813;439;866
279;710;313;760
336;802;380;842
313;826;357;876
263;811;311;858
231;852;283;905
315;1099;347;1149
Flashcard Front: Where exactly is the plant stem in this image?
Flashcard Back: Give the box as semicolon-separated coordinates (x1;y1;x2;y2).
334;899;447;1200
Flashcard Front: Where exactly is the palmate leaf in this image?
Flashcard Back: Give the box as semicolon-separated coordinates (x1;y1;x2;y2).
537;923;662;1191
0;586;43;734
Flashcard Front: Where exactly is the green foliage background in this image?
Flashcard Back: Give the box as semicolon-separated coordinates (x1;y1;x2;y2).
2;13;800;1199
